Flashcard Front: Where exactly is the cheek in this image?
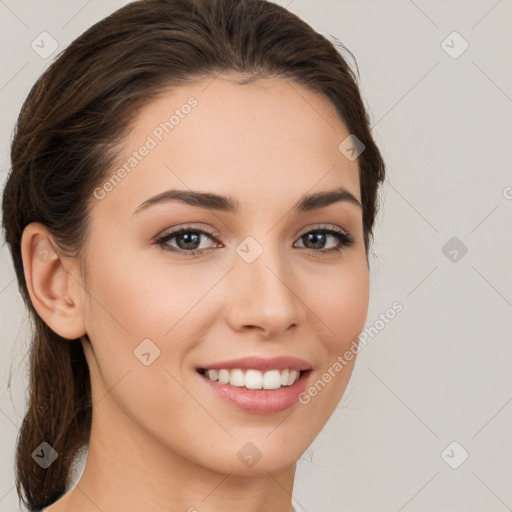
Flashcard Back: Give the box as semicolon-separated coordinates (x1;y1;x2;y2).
313;253;370;350
84;245;214;342
80;247;207;435
300;254;369;408
81;243;229;404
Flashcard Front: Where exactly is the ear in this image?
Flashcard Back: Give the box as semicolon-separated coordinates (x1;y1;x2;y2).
20;222;87;340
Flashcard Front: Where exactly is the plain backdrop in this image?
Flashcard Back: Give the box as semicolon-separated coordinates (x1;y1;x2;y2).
0;1;511;511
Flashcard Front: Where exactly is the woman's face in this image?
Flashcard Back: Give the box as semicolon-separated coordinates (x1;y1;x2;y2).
77;74;369;475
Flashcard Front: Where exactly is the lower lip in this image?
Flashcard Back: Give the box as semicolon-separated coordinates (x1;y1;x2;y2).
198;370;312;414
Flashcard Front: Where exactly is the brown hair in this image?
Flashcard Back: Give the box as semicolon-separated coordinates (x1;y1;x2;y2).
1;0;386;509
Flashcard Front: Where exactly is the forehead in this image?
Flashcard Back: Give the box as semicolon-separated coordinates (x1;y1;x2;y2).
93;74;361;219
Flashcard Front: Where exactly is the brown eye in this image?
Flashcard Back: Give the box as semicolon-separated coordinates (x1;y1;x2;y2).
156;228;220;256
295;226;354;255
155;225;354;257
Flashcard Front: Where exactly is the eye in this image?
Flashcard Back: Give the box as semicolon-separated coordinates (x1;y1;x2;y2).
294;225;354;255
155;226;221;256
154;224;354;257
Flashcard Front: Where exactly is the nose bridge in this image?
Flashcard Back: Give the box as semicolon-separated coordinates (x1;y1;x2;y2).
226;234;302;335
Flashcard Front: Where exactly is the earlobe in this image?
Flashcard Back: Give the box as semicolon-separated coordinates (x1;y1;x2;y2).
21;222;86;340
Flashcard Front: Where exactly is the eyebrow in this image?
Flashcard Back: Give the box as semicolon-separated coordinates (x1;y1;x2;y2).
132;186;361;216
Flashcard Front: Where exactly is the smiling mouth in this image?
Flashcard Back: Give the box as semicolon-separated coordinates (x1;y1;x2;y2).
197;367;309;390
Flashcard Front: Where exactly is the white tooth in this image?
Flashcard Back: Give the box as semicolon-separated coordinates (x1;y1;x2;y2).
205;368;301;389
244;369;263;389
287;370;299;385
218;369;230;384
263;370;282;390
229;368;245;387
207;369;219;381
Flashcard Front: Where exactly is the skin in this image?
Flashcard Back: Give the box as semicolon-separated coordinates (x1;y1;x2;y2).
21;74;369;512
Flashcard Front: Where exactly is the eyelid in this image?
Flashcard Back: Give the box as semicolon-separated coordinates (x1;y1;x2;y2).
155;223;222;242
294;224;355;250
156;223;350;239
296;223;350;238
154;223;354;255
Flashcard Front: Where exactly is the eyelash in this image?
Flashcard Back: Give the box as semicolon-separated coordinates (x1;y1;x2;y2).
154;225;355;257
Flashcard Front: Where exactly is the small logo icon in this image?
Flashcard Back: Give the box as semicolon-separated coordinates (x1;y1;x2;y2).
237;442;263;468
236;236;263;263
35;238;56;262
441;31;469;59
31;32;59;59
441;441;468;469
133;338;161;366
441;236;468;263
338;134;365;161
31;442;58;468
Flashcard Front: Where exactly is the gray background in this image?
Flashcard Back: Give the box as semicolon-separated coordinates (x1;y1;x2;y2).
1;0;511;511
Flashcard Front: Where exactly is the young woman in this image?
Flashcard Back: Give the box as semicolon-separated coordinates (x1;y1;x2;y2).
2;0;386;510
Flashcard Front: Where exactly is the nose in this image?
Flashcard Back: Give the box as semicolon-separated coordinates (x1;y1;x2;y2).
224;242;305;339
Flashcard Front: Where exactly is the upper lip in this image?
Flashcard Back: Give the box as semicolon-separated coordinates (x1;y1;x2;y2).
197;356;312;372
